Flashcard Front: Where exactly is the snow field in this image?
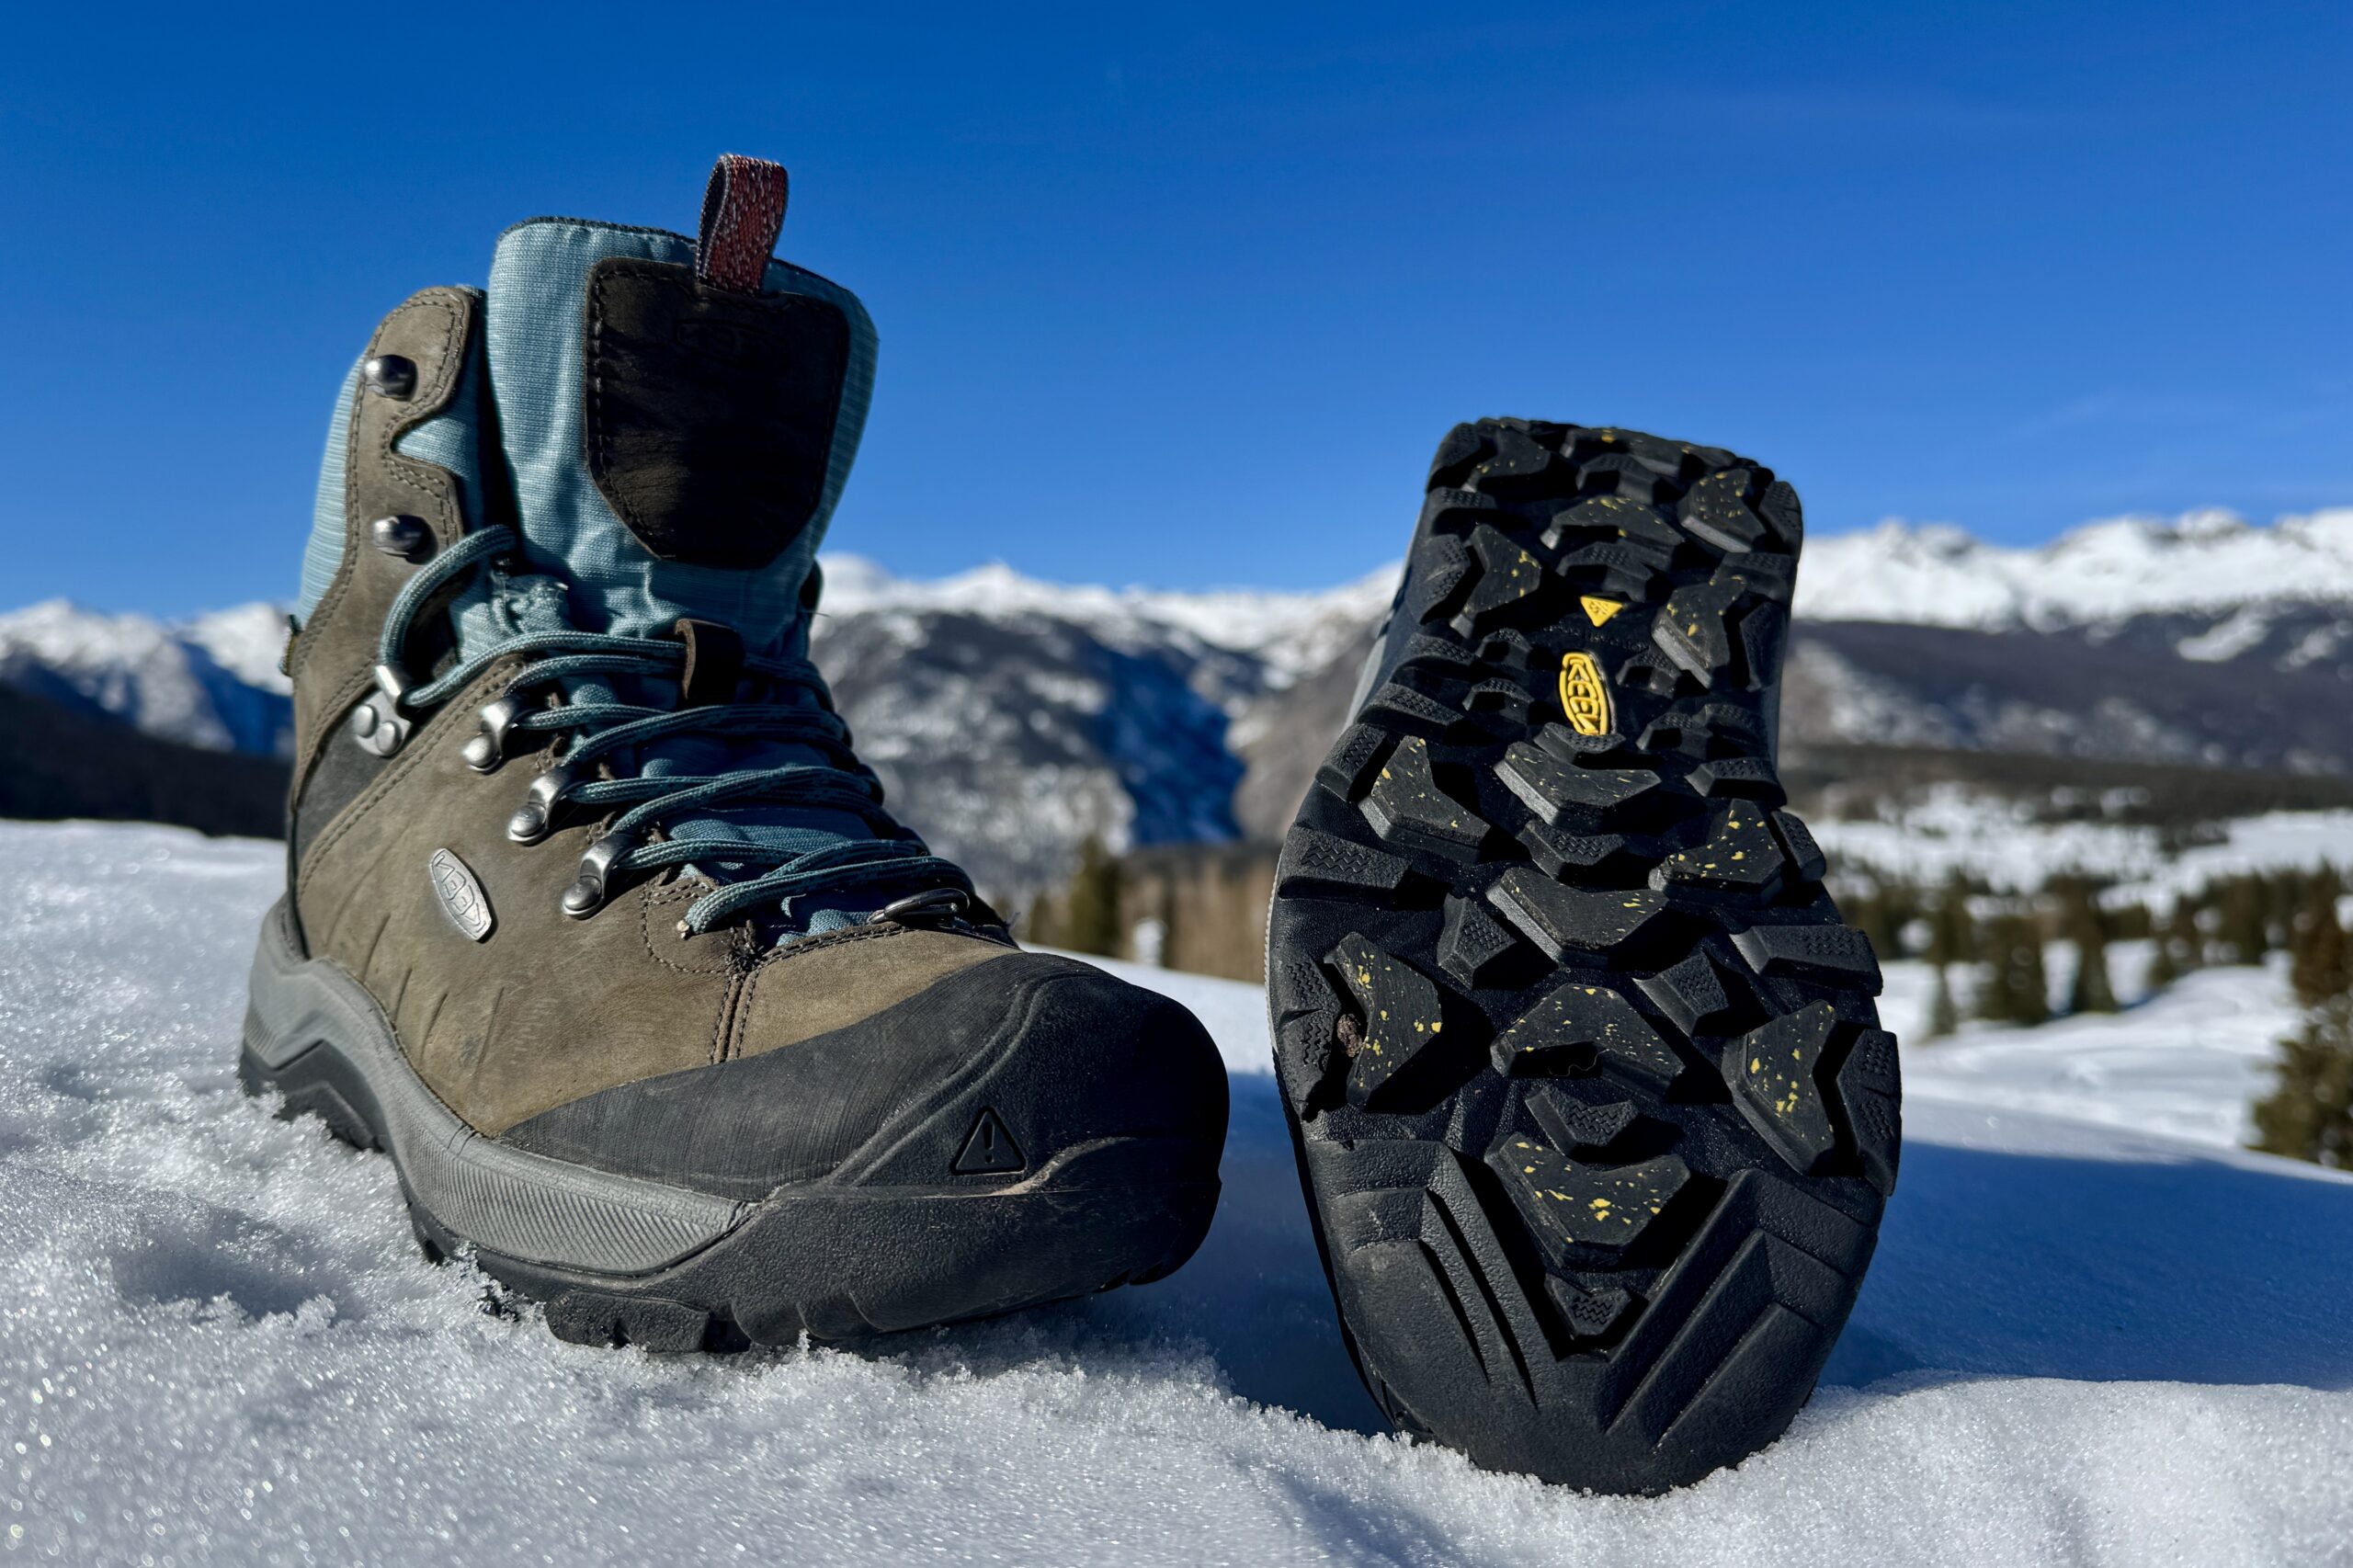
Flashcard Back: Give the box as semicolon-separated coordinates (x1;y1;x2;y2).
0;820;2347;1566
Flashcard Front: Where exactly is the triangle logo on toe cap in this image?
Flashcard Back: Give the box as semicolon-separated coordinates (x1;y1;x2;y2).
951;1108;1027;1176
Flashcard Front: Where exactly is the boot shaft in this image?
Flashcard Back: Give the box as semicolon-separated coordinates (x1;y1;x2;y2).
283;156;931;938
290;155;875;736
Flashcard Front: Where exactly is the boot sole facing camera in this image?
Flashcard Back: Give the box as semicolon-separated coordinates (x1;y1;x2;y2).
1266;420;1901;1493
244;903;1222;1347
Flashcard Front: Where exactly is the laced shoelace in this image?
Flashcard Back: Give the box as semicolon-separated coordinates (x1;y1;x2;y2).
371;525;971;934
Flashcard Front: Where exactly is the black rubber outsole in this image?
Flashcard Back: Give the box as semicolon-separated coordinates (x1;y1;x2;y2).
1266;419;1901;1494
240;1038;1220;1351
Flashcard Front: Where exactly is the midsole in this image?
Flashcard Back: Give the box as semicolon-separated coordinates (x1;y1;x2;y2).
244;902;752;1275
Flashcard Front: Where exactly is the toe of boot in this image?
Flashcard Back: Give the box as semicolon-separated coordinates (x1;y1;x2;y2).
499;951;1229;1201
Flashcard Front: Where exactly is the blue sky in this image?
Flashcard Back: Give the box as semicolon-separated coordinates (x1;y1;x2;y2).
3;1;2347;614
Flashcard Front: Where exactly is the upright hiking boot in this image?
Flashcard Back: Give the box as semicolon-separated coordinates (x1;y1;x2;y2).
1267;420;1900;1492
243;156;1228;1347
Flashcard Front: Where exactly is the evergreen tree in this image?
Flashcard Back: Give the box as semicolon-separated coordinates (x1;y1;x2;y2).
1886;880;1924;958
1926;963;1960;1040
1023;892;1058;948
1923;873;1975;1039
1057;835;1125;957
2265;872;2302;955
1927;874;1975;967
1974;913;2052;1027
2162;896;2205;976
2217;875;2268;965
1154;881;1181;973
2253;869;2353;1167
2254;995;2353;1167
1849;879;1923;963
2060;881;2118;1015
1847;886;1892;967
2290;882;2351;1009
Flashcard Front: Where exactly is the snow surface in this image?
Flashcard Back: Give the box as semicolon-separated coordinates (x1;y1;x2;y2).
1812;784;2353;903
2;818;2350;1565
1875;947;2300;1152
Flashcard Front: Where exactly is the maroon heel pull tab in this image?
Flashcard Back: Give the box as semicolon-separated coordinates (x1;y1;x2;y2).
695;154;790;294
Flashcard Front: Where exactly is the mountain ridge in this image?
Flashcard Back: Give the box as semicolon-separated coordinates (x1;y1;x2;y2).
10;505;2352;893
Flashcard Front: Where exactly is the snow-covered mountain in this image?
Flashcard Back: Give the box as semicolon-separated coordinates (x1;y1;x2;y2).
1799;506;2353;631
12;506;2353;892
1781;508;2353;775
818;554;1395;687
0;599;293;756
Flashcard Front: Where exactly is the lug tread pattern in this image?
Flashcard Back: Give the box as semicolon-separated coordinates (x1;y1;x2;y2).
1438;893;1518;989
1731;922;1884;994
1486;869;1666;959
1836;1028;1903;1197
1557;540;1668;597
1316;722;1392;801
1488;979;1686;1088
1453;525;1548;632
1771;809;1828;885
1496;743;1658;824
1329;933;1450;1109
1653;802;1786;895
1525;1086;1639;1153
1518;821;1631;879
1363;734;1491;856
1677;468;1769;553
1636;949;1735;1037
1492;1141;1689;1262
1722;1001;1841;1176
1278;826;1413;896
1267;418;1898;1494
1366;681;1473;733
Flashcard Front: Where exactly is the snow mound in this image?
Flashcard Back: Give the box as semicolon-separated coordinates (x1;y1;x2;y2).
0;819;2347;1565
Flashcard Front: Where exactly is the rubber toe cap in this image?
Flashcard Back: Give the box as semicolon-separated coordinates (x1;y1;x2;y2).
500;952;1229;1200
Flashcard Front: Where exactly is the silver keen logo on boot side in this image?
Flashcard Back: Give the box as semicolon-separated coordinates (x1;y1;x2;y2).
429;849;494;942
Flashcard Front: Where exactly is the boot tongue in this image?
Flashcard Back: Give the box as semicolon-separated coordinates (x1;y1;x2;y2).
459;162;899;932
480;164;876;653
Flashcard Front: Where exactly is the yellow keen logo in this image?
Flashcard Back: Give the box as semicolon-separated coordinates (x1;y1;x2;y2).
1559;652;1612;737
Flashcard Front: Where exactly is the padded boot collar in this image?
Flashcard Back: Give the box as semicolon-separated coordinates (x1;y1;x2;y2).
483;218;878;655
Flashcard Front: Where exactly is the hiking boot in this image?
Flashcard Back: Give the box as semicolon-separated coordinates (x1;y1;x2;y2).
242;156;1228;1347
1266;420;1900;1492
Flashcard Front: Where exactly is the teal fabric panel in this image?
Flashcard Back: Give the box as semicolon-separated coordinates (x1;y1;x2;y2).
293;314;490;626
392;307;489;542
482;218;878;656
293;360;360;624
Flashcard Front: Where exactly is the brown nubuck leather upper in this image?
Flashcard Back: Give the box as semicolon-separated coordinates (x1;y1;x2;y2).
286;288;1016;1136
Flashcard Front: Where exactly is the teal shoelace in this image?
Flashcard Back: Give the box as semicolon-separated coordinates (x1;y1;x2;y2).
370;525;971;934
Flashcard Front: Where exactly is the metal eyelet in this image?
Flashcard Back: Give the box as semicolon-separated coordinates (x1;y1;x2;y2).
348;663;415;757
506;763;578;844
462;698;527;774
561;837;626;918
362;354;417;399
867;888;970;927
369;515;433;562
